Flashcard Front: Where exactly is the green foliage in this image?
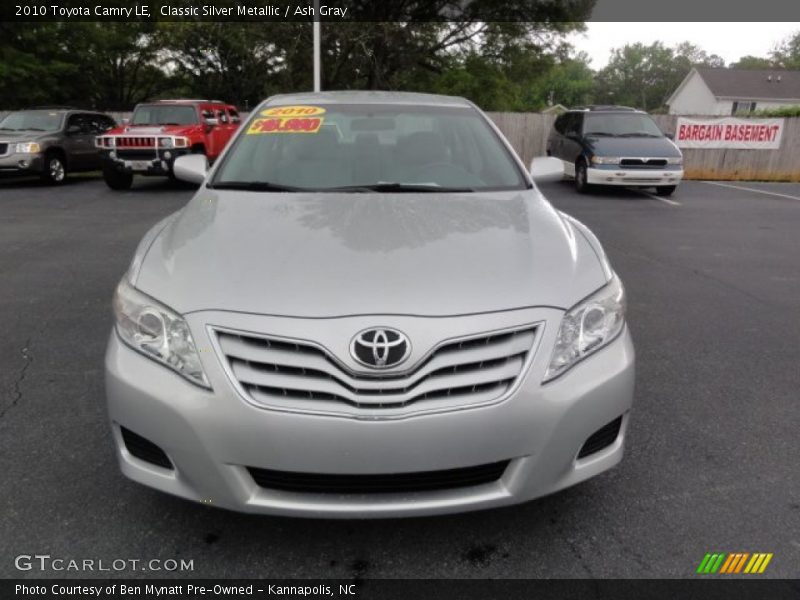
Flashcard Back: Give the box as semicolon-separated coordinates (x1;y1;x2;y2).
771;31;800;70
0;22;172;109
754;105;800;117
730;55;775;69
594;41;724;111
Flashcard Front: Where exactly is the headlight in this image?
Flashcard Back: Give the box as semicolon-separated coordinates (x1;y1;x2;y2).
544;275;626;382
158;137;174;148
15;142;41;154
590;156;620;165
113;278;210;388
666;157;683;165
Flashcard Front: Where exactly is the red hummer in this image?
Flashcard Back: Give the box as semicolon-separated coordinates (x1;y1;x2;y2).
96;99;240;190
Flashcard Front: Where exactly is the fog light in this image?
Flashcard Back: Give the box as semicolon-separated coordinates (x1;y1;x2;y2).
163;151;172;159
18;160;30;168
110;151;117;159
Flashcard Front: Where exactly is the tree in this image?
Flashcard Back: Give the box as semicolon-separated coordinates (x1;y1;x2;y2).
0;22;173;109
534;53;595;108
771;31;800;69
160;22;308;109
594;41;724;111
730;55;774;69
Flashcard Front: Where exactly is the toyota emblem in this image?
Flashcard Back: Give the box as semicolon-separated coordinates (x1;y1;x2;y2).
350;328;411;369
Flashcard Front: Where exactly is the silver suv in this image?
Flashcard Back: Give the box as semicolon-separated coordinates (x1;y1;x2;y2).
105;92;635;517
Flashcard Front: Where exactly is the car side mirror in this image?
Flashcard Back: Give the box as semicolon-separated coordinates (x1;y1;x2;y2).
121;118;130;125
173;154;208;185
205;118;219;127
530;156;565;183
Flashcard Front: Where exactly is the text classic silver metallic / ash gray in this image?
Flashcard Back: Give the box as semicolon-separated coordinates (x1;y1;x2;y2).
105;91;635;517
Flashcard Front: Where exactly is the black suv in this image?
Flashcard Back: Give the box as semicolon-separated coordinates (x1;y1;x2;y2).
546;105;683;195
0;108;116;184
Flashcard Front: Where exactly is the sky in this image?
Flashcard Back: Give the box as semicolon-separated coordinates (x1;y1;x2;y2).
569;22;800;68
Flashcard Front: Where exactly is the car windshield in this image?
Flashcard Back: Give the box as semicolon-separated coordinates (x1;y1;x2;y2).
131;105;198;126
0;110;64;132
583;113;664;137
211;103;527;192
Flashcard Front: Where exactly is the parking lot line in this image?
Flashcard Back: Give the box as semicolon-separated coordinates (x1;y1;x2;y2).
638;190;682;206
702;181;800;202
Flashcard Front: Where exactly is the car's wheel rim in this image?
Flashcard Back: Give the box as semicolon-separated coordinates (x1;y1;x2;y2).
50;159;65;182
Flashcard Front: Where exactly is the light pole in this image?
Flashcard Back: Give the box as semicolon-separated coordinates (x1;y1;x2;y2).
313;0;321;91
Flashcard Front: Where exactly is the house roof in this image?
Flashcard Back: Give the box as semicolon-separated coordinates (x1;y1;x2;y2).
694;67;800;101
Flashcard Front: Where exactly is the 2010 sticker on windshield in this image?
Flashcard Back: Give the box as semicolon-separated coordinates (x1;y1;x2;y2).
247;106;326;134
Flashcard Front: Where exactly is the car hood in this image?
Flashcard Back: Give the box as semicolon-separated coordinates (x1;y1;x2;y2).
106;124;203;136
0;130;52;140
586;135;681;157
135;188;608;317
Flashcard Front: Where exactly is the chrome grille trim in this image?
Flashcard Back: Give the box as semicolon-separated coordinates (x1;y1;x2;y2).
619;157;669;168
211;323;540;417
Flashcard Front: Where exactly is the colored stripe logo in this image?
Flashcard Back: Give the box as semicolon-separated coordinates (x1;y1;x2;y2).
697;552;773;574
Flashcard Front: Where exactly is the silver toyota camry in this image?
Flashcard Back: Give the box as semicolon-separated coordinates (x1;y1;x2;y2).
105;91;635;517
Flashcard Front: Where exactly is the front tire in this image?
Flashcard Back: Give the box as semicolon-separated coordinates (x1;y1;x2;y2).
41;152;67;185
575;160;591;194
103;163;133;190
656;185;677;196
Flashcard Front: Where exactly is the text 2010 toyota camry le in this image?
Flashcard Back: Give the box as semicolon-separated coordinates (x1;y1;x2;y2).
105;91;634;517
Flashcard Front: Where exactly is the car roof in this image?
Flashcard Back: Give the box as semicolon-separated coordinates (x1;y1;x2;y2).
262;90;473;108
20;107;107;116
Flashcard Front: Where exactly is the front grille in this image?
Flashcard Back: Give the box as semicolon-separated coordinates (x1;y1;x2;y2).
116;149;156;160
120;427;173;469
215;325;537;412
116;136;156;148
578;416;623;459
620;158;668;168
0;143;8;156
247;460;510;494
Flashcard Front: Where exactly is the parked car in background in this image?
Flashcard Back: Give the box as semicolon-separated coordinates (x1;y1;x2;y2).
0;107;115;184
105;91;635;518
96;99;241;190
546;105;683;196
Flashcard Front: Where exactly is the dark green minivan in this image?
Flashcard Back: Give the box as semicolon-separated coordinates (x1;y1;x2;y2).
546;105;683;196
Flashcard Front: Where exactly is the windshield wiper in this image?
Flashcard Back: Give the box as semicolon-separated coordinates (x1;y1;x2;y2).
618;132;661;137
324;183;475;193
584;131;617;137
207;181;311;192
0;127;17;131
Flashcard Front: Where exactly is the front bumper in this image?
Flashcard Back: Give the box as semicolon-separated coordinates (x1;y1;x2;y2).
587;166;683;187
0;152;44;175
101;148;189;176
105;308;635;518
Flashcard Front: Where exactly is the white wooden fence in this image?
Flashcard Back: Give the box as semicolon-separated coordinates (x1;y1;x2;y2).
3;109;800;181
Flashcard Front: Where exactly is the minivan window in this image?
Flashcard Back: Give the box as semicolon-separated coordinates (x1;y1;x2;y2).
583;113;664;137
212;104;527;192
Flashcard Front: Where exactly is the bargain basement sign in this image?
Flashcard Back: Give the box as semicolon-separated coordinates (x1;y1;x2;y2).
675;117;784;149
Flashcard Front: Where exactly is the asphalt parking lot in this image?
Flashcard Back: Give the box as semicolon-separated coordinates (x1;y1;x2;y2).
1;175;798;579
